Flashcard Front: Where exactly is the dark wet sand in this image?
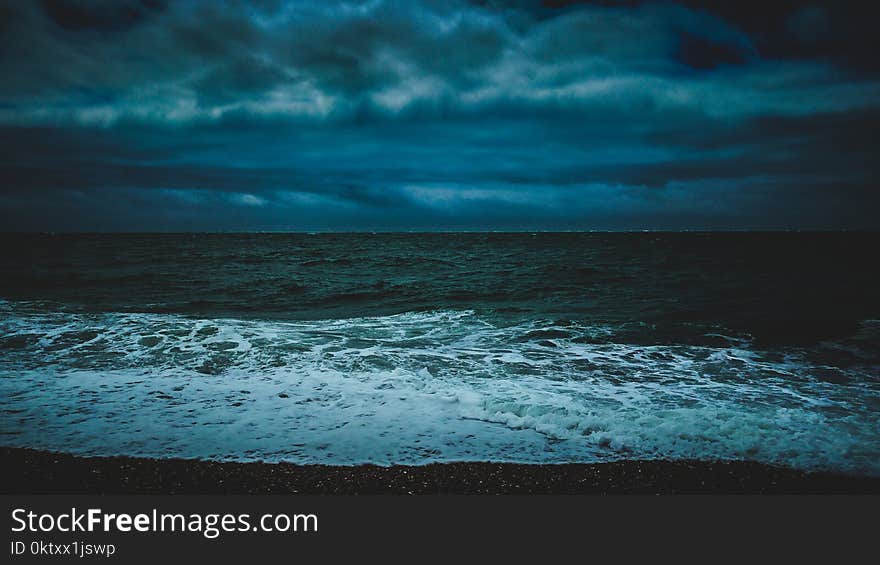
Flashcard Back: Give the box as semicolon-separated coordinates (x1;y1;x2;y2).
3;447;878;494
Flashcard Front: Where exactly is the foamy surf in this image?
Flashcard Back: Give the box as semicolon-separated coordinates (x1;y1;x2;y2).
1;302;878;475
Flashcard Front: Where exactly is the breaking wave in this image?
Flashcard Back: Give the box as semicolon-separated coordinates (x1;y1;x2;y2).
1;300;878;474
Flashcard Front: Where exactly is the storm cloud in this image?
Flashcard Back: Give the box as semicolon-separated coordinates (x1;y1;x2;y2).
1;0;878;230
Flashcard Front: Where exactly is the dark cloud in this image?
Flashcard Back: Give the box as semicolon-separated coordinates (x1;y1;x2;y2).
39;0;166;32
0;0;877;230
674;30;751;70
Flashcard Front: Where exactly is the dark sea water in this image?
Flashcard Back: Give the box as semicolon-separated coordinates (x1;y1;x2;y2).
1;233;878;474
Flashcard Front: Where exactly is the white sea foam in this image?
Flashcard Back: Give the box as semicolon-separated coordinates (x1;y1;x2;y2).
1;304;878;474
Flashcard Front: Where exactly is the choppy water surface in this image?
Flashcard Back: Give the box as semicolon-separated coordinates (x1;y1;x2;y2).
1;233;878;474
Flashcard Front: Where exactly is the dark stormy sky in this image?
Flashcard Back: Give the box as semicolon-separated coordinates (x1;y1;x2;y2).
1;0;878;231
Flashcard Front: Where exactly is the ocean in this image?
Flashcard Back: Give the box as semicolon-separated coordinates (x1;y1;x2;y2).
1;233;878;475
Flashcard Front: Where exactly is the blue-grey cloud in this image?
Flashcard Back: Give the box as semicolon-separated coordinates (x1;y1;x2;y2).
0;0;877;230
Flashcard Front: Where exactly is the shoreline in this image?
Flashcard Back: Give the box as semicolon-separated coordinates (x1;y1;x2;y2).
4;447;878;494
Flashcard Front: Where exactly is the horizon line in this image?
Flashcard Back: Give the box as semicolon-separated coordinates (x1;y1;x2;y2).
2;228;879;235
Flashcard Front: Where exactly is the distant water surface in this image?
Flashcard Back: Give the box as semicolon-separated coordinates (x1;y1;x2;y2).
1;233;878;474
